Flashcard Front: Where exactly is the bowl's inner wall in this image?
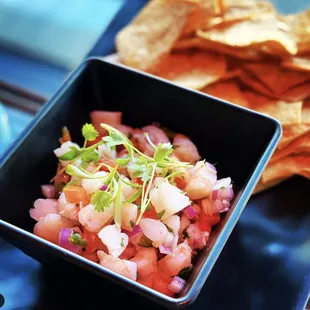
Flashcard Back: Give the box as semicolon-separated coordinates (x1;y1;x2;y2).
0;59;277;301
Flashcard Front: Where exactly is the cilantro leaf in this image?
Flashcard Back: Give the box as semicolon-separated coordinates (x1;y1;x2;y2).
68;233;87;247
66;165;108;180
138;235;153;248
58;147;80;161
115;157;131;166
154;143;173;163
126;188;142;203
120;237;125;247
113;182;123;228
178;267;192;280
80;149;100;163
164;223;173;233
82;123;99;141
130;220;135;228
157;210;165;220
91;190;112;212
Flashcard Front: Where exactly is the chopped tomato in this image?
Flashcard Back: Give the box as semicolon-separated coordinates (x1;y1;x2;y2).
83;230;105;253
142;206;158;220
174;176;187;190
132;178;143;186
119;243;137;260
137;273;154;289
54;165;70;192
86;134;103;147
59;126;71;144
63;186;90;205
152;271;174;297
198;211;216;232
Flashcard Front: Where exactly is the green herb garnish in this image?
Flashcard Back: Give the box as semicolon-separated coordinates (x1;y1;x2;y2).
178;267;192;280
91;190;112;212
130;220;135;228
157;210;166;220
68;233;87;247
120;237;125;247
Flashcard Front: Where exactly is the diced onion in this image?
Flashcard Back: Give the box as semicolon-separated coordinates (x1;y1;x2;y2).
59;228;80;254
218;187;234;200
211;189;218;201
168;276;186;294
159;244;173;255
100;185;108;191
124;225;142;241
183;205;197;219
41;184;55;199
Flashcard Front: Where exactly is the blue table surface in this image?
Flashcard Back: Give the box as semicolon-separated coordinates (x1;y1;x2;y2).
1;0;310;309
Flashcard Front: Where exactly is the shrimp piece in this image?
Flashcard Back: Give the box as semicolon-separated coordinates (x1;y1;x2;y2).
58;192;79;221
157;242;192;277
150;180;190;220
81;251;99;263
139;219;169;247
90;111;122;135
120;176;137;201
34;214;76;244
81;171;107;194
186;223;208;250
163;215;180;235
173;134;200;163
98;224;128;257
29;198;58;221
119;243;137;260
131;247;158;278
185;161;217;200
121;203;138;231
98;250;137;281
78;203;113;232
133;125;169;156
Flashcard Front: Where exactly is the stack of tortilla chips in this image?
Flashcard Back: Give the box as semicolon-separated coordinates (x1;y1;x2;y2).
115;0;310;194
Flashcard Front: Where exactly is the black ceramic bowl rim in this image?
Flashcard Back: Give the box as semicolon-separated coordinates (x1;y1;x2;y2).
0;57;282;308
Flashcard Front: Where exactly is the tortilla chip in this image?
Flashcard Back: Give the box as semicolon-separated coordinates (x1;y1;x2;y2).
279;124;310;149
207;0;275;28
115;0;194;71
243;91;302;126
282;56;310;72
302;100;310;124
174;37;264;60
153;51;226;89
203;81;249;107
262;155;310;184
281;82;310;102
282;9;310;54
271;133;310;163
239;71;278;99
253;177;289;195
243;62;310;95
196;16;297;56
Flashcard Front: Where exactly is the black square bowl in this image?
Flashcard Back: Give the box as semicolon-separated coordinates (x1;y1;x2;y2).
0;58;281;308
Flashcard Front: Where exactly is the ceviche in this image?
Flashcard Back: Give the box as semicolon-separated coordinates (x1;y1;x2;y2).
29;110;234;297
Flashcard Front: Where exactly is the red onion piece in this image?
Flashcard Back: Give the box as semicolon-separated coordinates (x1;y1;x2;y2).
211;189;218;201
100;185;108;191
218;187;234;200
207;163;216;172
124;225;142;241
59;228;80;254
159;244;173;255
41;184;55;199
168;276;186;294
183;205;197;219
